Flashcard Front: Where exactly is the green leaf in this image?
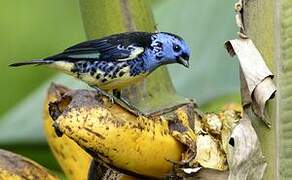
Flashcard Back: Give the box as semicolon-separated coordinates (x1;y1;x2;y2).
200;93;241;112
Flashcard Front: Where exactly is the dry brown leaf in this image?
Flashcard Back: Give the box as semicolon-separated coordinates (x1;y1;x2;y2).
225;39;274;92
221;2;268;180
252;77;276;122
225;38;276;126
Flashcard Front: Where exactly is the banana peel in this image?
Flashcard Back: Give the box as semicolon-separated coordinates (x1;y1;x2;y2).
47;84;237;178
195;107;242;172
44;84;138;180
49;89;193;178
44;84;92;180
0;149;58;180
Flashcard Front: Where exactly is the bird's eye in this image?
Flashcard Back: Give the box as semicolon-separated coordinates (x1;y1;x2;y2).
156;41;163;47
173;44;181;52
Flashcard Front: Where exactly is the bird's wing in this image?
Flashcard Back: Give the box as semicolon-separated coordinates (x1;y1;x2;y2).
45;32;152;62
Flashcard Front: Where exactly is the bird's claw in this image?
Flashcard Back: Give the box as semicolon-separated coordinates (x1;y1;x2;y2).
136;111;147;118
92;86;115;105
141;113;157;119
92;87;152;117
108;96;115;104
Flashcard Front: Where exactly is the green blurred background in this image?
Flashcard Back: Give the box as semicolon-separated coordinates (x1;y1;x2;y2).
0;0;239;174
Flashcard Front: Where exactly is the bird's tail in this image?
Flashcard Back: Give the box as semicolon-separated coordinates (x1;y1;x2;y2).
9;59;53;67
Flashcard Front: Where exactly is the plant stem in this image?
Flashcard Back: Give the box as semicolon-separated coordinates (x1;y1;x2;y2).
79;0;189;114
243;0;292;179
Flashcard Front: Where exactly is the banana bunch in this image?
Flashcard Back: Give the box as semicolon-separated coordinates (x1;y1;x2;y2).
47;84;240;178
0;149;58;180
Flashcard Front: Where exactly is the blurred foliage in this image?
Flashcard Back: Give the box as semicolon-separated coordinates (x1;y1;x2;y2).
200;93;241;112
2;144;60;171
0;0;239;174
0;0;85;115
153;0;239;104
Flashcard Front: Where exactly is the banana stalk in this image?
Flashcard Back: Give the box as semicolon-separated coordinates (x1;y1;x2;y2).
0;149;58;180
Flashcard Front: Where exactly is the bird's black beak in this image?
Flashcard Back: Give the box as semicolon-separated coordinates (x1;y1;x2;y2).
177;53;190;68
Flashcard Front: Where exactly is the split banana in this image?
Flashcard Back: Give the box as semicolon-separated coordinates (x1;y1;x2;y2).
0;149;58;180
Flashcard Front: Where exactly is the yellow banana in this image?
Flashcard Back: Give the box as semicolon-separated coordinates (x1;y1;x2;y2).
52;94;187;178
48;84;232;178
44;84;92;180
44;84;135;180
0;149;58;180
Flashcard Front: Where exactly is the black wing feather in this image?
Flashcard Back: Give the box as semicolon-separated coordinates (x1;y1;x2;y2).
45;32;153;62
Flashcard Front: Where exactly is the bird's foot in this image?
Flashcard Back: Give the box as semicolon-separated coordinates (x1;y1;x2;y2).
91;86;114;104
144;103;190;118
90;88;187;118
113;97;147;117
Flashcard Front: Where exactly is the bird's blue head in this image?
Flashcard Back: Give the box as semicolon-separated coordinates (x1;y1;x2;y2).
145;32;190;71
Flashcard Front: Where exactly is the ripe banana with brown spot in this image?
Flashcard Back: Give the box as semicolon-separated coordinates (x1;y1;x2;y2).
48;85;222;178
0;149;58;180
44;84;135;180
44;84;92;180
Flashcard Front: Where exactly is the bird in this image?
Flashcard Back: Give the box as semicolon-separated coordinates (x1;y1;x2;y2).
10;31;191;116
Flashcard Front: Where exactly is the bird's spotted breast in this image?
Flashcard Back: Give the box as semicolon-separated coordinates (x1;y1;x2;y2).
69;58;148;90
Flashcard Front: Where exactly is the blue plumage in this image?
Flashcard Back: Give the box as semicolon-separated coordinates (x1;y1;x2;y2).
10;31;190;91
